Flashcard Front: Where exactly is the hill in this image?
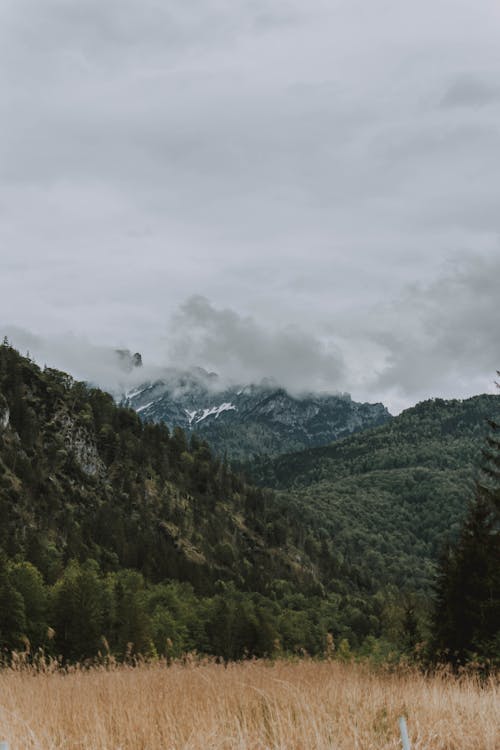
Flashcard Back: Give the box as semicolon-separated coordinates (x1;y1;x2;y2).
0;342;404;661
0;343;320;594
246;394;500;595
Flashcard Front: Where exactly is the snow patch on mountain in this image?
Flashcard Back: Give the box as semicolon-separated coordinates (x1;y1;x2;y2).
184;409;197;425
136;401;155;413
120;365;392;459
125;386;148;400
195;402;236;423
181;403;237;425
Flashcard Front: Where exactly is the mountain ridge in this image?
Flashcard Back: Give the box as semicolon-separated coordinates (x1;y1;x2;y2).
122;366;391;460
0;344;318;594
245;392;500;594
0;342;498;660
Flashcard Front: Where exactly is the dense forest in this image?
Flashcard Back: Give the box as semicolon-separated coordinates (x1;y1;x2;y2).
247;395;499;595
431;407;500;665
0;342;498;664
0;343;393;660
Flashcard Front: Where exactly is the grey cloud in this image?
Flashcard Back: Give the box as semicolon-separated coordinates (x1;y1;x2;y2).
1;327;156;396
1;0;500;414
441;74;500;109
0;0;301;78
3;252;499;417
2;297;347;398
364;254;500;408
165;295;346;393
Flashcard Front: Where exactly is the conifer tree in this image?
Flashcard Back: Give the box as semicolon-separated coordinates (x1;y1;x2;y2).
0;552;26;651
431;380;500;665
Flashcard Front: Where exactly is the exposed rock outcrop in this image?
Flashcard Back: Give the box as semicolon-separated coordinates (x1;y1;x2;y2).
57;413;106;478
0;393;9;430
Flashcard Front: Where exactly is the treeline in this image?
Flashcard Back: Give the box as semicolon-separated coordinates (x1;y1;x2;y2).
0;554;426;663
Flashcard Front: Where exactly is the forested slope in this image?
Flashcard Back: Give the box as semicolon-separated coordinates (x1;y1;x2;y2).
1;342;497;662
0;343;405;661
0;343;318;594
248;395;500;594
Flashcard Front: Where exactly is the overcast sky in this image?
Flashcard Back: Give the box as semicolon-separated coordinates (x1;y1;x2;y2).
1;0;499;412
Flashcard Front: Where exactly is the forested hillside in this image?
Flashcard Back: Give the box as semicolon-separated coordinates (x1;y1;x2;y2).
0;342;497;663
247;395;500;595
0;343;407;661
0;343;318;594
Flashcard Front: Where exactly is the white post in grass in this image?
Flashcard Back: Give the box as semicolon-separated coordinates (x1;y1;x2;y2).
0;742;9;750
399;717;411;750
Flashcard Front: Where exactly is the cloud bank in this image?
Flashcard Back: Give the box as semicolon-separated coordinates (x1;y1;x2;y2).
166;295;346;393
4;252;499;413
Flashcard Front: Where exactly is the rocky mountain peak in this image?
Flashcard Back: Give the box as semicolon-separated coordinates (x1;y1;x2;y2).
123;369;392;461
115;349;143;371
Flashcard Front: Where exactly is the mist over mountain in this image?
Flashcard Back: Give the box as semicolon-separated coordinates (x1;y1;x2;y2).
4;260;500;418
123;367;391;460
1;317;348;403
1;328;391;460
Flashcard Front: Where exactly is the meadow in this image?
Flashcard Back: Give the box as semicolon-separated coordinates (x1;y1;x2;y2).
0;659;498;749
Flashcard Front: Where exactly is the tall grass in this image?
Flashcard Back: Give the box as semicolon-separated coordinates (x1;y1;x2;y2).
0;658;497;749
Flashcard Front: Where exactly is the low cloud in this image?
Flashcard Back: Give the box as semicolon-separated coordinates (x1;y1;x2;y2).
166;295;346;393
359;254;500;410
164;256;500;409
3;253;499;414
2;299;347;398
1;327;151;397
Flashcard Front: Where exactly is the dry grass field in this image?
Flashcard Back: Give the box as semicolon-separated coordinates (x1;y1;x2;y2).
0;659;498;749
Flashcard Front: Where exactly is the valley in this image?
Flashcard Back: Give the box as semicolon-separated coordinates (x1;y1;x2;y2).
0;341;498;665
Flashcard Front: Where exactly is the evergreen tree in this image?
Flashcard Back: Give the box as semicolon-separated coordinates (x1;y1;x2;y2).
51;560;107;661
431;390;500;665
111;570;152;658
0;553;26;652
9;561;49;649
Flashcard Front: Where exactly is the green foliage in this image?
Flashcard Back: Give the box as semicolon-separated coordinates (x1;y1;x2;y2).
0;342;497;664
0;343;313;596
9;561;49;649
247;394;499;597
431;416;500;666
51;560;108;660
0;552;26;651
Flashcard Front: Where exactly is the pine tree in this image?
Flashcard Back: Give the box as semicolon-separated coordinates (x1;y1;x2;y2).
431;382;500;666
0;552;26;652
51;560;107;661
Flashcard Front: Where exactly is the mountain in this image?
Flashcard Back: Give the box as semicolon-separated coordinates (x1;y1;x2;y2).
122;368;391;461
0;344;318;595
0;343;401;660
1;342;497;663
246;394;500;595
115;349;143;371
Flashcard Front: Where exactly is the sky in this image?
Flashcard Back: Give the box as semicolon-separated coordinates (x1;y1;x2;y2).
1;0;499;412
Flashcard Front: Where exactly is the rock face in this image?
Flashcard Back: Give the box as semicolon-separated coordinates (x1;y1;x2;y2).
123;370;392;460
58;413;106;478
115;349;143;372
0;393;9;430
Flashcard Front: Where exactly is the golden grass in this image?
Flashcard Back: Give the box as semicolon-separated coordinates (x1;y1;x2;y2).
0;659;498;749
